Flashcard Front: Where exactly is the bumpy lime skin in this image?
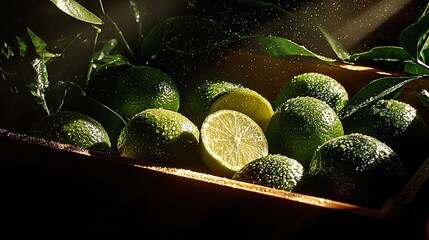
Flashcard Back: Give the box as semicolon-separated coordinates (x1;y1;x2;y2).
117;108;201;169
274;72;349;113
233;154;304;191
208;87;274;132
266;96;344;168
28;111;111;151
180;79;242;127
343;99;429;173
302;133;407;207
87;65;180;120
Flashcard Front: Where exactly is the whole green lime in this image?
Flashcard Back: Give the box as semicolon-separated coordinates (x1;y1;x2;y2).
274;72;349;113
299;133;407;207
117;108;203;170
28;111;111;151
180;79;242;127
232;154;304;191
266;96;344;168
86;65;180;120
343;99;429;173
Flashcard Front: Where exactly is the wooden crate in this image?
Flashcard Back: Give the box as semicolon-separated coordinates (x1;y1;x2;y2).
0;50;428;238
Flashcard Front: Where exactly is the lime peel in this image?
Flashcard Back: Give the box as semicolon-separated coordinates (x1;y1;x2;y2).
208;88;274;132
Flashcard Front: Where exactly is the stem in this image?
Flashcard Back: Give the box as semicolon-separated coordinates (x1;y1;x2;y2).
85;25;101;91
107;14;134;59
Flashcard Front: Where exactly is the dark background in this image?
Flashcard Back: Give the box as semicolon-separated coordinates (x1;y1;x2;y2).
0;1;428;239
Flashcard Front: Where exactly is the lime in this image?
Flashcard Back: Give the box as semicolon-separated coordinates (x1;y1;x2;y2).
266;96;344;168
208;88;274;132
180;79;242;127
232;154;304;191
300;133;407;207
28;111;111;151
343;99;429;173
200;109;269;177
86;65;180;120
274;72;349;113
117;108;202;170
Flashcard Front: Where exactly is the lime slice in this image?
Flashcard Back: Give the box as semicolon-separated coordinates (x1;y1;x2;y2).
208;88;274;132
200;109;269;177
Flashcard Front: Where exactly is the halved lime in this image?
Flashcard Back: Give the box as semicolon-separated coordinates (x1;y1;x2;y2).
180;79;242;127
200;109;269;177
208;88;274;132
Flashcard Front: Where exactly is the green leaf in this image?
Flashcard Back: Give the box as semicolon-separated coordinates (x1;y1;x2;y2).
419;34;429;64
27;28;60;62
27;28;46;53
399;3;429;64
318;26;350;60
347;46;411;70
92;39;130;72
50;0;104;25
15;35;27;58
403;61;429;75
339;76;423;119
253;35;335;62
28;58;50;114
140;16;242;61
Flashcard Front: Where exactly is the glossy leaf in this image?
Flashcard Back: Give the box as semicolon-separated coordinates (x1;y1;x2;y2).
403;61;429;75
15;35;27;58
253;35;335;62
92;39;130;73
27;28;60;62
28;58;50;114
419;35;429;65
339;76;422;119
50;0;104;25
399;3;429;64
347;46;411;70
318;26;350;60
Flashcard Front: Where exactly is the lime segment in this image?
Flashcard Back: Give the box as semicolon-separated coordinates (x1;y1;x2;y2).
200;109;269;177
